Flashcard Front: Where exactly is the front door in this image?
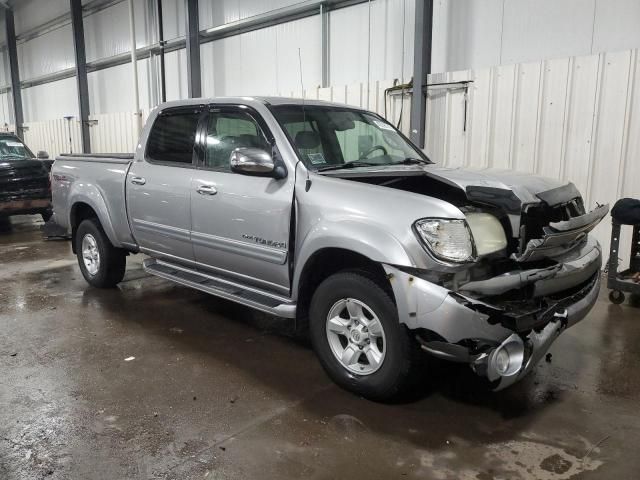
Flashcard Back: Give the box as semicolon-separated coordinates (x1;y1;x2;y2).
190;105;294;294
127;106;203;266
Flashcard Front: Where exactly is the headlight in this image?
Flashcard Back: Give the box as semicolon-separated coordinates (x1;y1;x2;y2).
465;212;507;256
414;219;475;263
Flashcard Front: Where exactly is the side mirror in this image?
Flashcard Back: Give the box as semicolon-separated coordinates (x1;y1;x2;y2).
37;150;49;160
230;147;286;179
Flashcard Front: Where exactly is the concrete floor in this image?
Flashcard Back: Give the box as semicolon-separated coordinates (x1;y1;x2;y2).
1;216;640;480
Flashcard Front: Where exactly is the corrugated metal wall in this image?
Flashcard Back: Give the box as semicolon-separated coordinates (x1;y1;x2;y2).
423;48;640;261
431;0;640;74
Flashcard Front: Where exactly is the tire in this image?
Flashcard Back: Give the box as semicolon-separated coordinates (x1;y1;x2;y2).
609;290;625;305
41;210;52;222
75;218;126;288
309;271;418;401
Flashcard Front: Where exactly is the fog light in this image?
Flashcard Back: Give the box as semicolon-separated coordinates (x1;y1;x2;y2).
494;348;510;375
487;334;526;382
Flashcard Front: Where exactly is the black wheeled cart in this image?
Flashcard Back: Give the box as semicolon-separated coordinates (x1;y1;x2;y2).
607;198;640;304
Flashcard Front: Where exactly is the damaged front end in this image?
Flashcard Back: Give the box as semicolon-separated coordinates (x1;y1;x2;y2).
374;169;608;390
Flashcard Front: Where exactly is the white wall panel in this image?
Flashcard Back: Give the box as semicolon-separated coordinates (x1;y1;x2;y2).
162;0;186;40
23;118;82;159
432;0;503;73
501;0;595;66
329;0;414;85
592;0;640;54
432;0;640;74
84;0;154;62
201;36;240;96
0;51;10;87
88;58;152;114
230;26;279;95
17;25;75;80
487;64;516;169
89;110;150;153
0;92;12;126
198;0;308;30
164;48;188;100
22;77;79;122
535;58;571;179
14;0;69;35
275;16;321;95
511;61;543;173
201;16;321;97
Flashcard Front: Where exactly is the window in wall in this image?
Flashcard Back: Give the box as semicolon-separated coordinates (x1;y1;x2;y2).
204;110;270;170
146;111;201;164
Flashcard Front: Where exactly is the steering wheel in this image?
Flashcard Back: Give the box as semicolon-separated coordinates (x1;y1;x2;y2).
359;145;388;159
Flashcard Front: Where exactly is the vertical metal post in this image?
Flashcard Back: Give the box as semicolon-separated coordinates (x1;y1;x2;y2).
157;0;166;103
409;0;433;148
128;0;142;136
5;9;23;139
320;3;329;88
70;0;91;153
185;0;201;98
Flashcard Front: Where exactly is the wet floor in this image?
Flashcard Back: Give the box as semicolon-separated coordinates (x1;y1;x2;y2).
1;215;640;479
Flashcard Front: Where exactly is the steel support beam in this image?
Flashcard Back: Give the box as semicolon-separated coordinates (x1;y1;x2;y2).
409;0;433;148
5;9;23;138
156;0;166;103
320;3;330;88
185;0;201;98
70;0;91;153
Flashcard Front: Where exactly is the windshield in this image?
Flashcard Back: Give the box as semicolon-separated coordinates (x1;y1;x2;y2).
271;105;430;170
0;137;34;160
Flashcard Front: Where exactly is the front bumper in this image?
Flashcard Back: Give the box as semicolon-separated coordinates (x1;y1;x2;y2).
384;237;602;390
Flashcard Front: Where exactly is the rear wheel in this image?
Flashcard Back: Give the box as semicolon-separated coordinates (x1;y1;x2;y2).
75;219;126;288
309;271;418;400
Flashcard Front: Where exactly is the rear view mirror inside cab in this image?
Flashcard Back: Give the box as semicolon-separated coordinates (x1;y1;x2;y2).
327;111;356;131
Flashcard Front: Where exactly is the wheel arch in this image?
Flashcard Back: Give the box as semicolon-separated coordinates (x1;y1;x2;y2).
293;247;395;334
69;199;117;253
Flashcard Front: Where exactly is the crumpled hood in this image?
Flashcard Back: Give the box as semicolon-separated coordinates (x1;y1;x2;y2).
421;165;581;212
322;164;583;212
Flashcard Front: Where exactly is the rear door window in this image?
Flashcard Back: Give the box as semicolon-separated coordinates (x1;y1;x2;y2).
146;110;201;165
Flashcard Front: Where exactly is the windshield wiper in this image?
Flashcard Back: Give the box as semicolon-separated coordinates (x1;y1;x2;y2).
393;157;430;166
316;161;379;172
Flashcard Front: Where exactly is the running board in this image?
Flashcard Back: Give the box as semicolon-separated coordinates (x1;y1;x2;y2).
142;258;296;318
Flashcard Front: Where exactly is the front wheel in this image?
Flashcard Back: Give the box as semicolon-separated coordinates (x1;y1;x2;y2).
75;219;126;288
309;271;418;400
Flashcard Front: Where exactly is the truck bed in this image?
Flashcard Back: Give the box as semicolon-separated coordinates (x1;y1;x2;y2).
58;153;134;160
51;153;135;248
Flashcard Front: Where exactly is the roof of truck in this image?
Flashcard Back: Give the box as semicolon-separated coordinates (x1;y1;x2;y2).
155;96;364;111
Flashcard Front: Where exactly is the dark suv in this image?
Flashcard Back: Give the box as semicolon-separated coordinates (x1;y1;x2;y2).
0;133;52;223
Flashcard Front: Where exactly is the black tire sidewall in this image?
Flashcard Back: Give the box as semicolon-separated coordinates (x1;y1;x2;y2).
75;219;123;288
309;272;412;399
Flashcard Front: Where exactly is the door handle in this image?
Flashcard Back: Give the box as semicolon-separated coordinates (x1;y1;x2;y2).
130;176;146;185
196;184;217;195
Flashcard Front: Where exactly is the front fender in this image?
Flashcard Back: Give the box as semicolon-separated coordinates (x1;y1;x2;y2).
69;186;120;248
292;219;415;300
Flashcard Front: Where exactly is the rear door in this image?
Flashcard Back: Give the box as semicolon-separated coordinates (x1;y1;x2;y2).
190;105;294;294
127;106;204;266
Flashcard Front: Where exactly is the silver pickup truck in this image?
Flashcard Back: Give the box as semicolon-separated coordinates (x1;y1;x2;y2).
51;97;607;399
